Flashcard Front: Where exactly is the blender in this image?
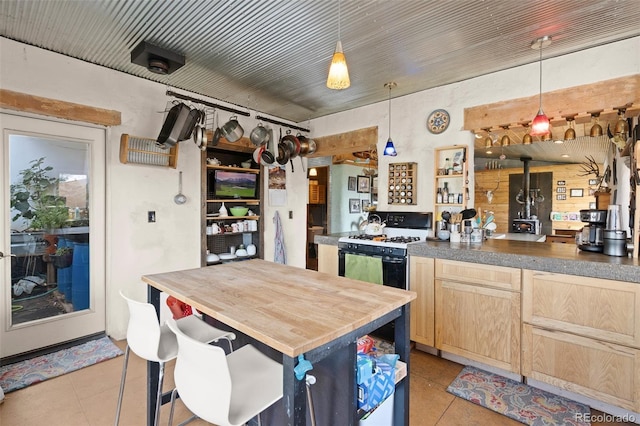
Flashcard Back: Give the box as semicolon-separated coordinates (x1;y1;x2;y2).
603;204;627;257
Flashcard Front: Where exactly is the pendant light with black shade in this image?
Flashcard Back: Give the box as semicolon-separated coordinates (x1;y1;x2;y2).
383;82;398;156
530;36;552;136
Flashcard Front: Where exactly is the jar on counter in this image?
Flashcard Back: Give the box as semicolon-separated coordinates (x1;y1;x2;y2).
471;229;483;243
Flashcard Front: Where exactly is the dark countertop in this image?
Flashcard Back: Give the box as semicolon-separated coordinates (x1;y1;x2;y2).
315;233;639;284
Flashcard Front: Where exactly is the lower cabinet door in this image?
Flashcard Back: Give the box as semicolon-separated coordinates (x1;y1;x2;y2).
435;279;521;373
409;256;434;346
317;244;338;275
523;324;640;412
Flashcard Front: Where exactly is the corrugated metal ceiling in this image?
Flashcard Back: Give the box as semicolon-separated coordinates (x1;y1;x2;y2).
1;0;639;125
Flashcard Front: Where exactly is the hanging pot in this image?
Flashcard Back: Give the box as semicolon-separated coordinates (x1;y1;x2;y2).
200;109;208;150
299;136;317;156
178;107;201;141
220;115;244;142
249;123;270;146
157;102;191;148
261;129;276;165
281;131;300;159
211;111;221;146
276;141;290;165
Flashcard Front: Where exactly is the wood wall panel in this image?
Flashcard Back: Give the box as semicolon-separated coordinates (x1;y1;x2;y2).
0;89;121;126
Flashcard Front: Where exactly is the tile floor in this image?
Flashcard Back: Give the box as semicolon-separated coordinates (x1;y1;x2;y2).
0;339;634;425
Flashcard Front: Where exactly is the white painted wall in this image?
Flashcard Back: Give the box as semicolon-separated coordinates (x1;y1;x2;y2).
1;36;638;340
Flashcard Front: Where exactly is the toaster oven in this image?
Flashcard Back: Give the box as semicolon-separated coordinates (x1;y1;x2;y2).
512;219;541;234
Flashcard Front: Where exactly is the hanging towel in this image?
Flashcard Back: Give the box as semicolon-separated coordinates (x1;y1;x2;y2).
344;254;383;285
273;210;287;264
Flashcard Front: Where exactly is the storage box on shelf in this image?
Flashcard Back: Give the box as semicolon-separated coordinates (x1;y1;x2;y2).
434;146;468;219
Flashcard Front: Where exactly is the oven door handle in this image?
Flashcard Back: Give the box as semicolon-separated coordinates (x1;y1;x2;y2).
340;251;406;264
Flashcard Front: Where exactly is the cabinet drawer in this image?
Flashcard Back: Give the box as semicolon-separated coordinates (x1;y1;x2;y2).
523;324;640;412
436;279;521;373
435;259;520;291
523;270;640;348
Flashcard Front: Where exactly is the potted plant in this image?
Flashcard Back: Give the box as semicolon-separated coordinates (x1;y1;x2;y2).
10;157;68;232
50;246;73;269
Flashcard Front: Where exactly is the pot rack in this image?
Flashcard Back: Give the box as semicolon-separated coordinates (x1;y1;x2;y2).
165;90;309;133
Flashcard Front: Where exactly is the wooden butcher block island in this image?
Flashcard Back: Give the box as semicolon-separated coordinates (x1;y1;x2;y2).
142;259;416;426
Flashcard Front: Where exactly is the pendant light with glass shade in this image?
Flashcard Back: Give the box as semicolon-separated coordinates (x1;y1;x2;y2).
530;36;552;136
326;0;350;90
383;82;398;156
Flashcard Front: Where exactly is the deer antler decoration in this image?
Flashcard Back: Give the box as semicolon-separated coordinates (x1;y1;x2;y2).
578;155;600;178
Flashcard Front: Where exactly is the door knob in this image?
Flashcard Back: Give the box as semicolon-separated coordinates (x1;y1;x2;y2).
0;251;16;259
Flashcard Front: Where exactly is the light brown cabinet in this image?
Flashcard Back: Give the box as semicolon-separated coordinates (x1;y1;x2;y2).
317;244;338;276
522;270;640;411
309;181;326;204
435;259;521;373
409;256;435;346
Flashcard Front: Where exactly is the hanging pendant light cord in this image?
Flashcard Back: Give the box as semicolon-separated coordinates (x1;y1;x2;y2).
338;0;341;40
538;45;543;110
388;85;392;139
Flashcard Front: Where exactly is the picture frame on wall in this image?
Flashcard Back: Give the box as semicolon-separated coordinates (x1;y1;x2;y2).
348;176;356;191
357;175;370;193
361;199;370;211
349;198;361;213
570;188;584;197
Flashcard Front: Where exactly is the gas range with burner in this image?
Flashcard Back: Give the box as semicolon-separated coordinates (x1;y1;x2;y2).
338;211;432;341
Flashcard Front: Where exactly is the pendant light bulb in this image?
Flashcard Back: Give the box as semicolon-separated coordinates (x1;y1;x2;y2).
529;36;551;136
384;82;397;156
326;0;350;89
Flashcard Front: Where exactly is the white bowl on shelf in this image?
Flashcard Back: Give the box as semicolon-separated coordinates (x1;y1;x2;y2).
235;249;248;257
218;253;237;260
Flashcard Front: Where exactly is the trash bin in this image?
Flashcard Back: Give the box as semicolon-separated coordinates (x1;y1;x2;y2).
71;242;89;310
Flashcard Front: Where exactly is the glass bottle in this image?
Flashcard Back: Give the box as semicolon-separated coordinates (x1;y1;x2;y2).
436;187;443;204
442;182;449;204
444;158;453;175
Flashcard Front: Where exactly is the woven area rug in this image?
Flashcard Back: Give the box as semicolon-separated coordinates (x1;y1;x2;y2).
0;336;122;393
447;366;591;426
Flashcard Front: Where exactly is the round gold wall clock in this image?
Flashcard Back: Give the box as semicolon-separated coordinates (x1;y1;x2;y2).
427;109;450;134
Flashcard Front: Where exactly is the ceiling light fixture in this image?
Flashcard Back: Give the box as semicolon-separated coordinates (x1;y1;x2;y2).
326;0;350;90
530;36;552;136
383;82;398;156
308;167;318;177
131;41;185;75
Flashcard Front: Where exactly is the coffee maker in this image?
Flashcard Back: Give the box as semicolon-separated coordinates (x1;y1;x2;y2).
577;209;607;252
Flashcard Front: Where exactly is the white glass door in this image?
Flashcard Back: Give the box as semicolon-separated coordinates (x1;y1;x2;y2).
1;113;106;358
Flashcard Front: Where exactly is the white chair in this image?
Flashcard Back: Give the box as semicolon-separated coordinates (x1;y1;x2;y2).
166;318;283;426
115;290;236;426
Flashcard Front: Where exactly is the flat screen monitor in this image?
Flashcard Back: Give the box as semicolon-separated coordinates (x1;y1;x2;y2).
210;169;258;199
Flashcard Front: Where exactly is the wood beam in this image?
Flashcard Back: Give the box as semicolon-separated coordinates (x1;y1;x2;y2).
309;126;378;157
464;75;640;132
0;89;121;126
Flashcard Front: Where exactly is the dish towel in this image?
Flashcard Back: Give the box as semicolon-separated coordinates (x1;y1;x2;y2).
344;254;383;285
273;210;286;264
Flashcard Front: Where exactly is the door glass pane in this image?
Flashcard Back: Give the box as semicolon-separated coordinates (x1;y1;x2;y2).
9;134;90;325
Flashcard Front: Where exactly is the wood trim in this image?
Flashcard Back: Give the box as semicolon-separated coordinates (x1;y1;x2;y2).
464;75;640;132
310;126;378;157
0;89;121;126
